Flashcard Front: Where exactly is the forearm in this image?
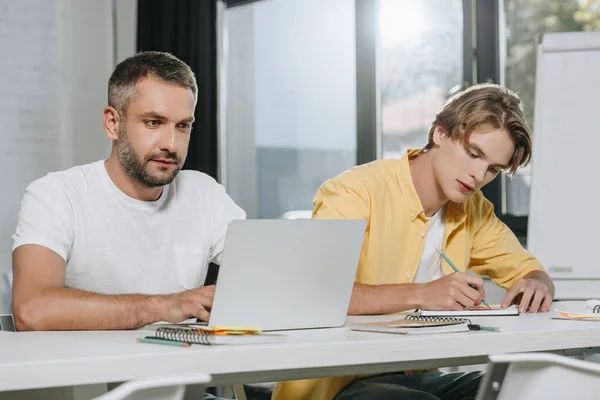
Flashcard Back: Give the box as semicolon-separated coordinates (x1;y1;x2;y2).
348;282;424;315
13;287;169;331
523;269;555;297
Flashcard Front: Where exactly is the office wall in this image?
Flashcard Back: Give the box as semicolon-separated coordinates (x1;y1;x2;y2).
0;0;136;315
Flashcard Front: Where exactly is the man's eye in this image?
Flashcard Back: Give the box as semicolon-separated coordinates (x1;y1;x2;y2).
146;120;160;127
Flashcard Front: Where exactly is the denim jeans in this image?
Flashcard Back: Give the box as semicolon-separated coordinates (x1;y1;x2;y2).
335;370;482;400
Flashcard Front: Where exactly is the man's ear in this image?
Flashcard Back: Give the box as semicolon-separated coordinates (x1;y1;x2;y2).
432;126;448;146
103;106;121;141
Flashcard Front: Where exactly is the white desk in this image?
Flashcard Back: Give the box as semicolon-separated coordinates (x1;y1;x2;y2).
1;306;600;392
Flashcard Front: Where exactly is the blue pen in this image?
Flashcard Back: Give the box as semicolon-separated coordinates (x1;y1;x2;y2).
434;246;491;309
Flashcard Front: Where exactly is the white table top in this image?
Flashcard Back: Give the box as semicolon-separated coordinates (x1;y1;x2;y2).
1;303;600;391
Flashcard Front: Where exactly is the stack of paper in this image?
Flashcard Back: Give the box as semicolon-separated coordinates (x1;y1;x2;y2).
554;310;600;321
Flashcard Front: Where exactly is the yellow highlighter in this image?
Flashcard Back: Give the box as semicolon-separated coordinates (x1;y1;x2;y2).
209;326;262;335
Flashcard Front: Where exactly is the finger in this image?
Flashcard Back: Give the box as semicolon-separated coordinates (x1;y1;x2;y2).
460;284;482;305
476;287;487;306
502;283;523;308
457;273;485;290
448;300;464;311
519;286;535;313
186;294;214;309
540;294;553;312
198;285;216;294
195;307;210;322
455;291;476;309
200;295;214;309
528;290;545;313
202;290;216;302
195;287;216;301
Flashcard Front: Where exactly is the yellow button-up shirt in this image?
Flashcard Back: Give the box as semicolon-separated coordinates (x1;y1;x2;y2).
272;149;544;400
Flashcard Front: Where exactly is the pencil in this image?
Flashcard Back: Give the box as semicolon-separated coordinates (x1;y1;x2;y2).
478;325;503;332
434;246;491;309
469;324;503;332
137;337;191;347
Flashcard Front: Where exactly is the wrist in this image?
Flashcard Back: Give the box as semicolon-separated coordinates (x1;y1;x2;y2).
147;294;172;323
408;283;427;310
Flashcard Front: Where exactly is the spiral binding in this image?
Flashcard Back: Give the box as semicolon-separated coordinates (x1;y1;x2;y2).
406;315;472;325
593;305;600;314
156;327;213;345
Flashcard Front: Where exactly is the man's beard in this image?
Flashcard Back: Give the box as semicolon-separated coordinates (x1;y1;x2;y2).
117;127;183;188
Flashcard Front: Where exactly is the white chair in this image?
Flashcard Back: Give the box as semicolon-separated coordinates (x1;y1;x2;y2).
280;210;312;220
476;352;600;400
93;373;212;400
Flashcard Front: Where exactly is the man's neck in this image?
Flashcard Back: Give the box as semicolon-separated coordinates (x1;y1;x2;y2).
104;156;163;202
409;151;448;218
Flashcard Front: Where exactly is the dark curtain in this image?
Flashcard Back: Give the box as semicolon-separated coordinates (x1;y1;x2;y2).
222;0;261;6
137;0;218;179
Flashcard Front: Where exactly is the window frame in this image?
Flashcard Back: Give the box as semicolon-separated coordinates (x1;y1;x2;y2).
474;0;529;240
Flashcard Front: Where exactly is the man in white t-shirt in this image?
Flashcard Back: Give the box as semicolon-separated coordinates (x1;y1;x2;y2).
11;51;245;332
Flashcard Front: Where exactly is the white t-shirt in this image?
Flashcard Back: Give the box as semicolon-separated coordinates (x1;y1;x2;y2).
412;208;445;284
12;161;246;295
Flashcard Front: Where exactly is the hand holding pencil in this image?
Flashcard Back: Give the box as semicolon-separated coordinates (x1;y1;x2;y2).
415;247;488;311
434;246;491;310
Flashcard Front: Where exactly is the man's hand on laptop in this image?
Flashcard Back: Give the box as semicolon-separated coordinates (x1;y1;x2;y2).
160;285;216;323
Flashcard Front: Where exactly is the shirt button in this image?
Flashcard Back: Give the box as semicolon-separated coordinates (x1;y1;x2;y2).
411;213;415;219
406;273;411;279
419;232;425;237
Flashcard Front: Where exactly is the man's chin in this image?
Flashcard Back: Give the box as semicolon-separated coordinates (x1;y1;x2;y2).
142;170;180;187
447;191;472;204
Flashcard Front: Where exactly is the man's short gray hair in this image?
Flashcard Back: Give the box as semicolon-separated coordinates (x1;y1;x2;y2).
108;51;198;116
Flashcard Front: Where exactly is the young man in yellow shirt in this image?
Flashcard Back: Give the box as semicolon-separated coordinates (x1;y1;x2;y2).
273;84;554;400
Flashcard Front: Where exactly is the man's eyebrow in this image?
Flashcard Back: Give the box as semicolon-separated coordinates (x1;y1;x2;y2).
139;111;168;120
138;112;194;124
471;144;509;169
179;116;195;124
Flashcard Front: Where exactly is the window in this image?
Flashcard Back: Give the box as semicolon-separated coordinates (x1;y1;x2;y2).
502;0;600;216
223;0;357;219
379;0;464;159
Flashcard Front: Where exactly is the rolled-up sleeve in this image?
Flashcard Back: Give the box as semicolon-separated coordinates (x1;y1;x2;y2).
468;198;545;290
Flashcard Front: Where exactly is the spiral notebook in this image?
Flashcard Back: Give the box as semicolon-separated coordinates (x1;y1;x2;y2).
348;315;470;335
414;304;519;317
154;327;286;345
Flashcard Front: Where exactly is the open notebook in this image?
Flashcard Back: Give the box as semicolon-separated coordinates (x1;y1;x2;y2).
348;317;470;335
413;304;519;317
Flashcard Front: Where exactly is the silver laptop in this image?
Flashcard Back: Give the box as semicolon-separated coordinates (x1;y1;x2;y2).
208;219;366;331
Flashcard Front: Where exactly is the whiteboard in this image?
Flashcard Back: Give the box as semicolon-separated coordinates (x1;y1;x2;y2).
527;31;600;299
